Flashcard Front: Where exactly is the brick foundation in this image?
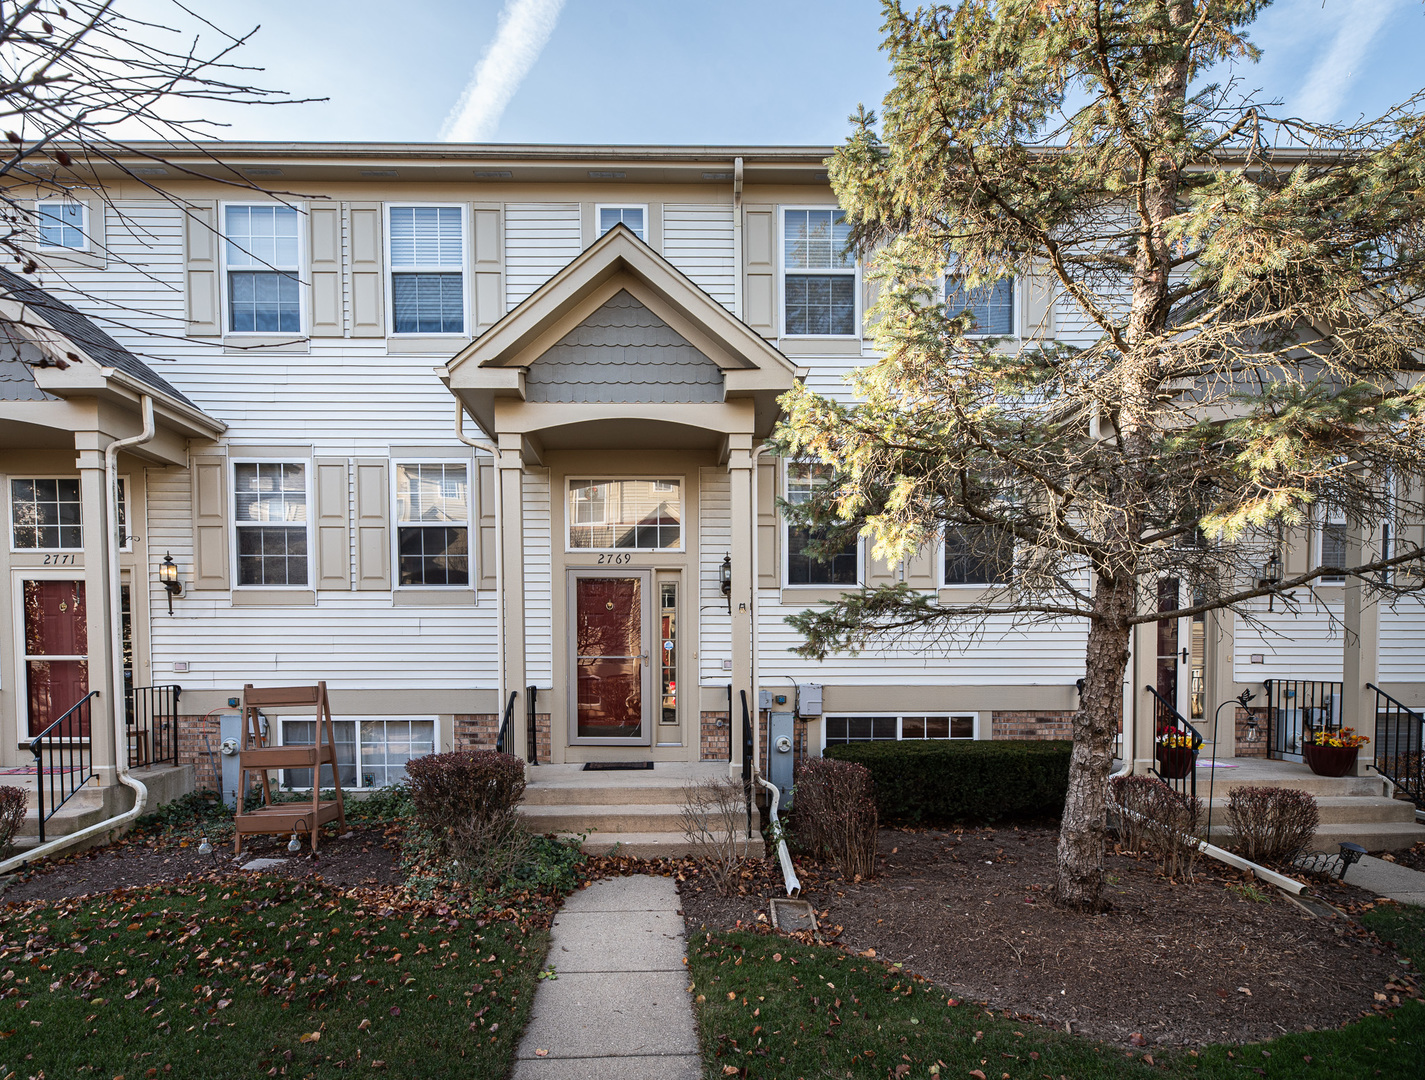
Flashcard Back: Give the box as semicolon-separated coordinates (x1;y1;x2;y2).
991;710;1078;740
453;714;499;752
701;711;730;761
176;714;222;791
1234;705;1270;758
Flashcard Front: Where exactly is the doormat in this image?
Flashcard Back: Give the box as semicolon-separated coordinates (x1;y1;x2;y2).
582;761;655;771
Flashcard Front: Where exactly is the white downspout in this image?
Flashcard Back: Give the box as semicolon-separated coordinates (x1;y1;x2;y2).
455;404;505;750
0;395;156;874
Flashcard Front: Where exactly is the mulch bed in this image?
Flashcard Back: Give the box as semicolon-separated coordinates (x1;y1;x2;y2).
1;824;401;905
679;825;1419;1047
1375;840;1425;874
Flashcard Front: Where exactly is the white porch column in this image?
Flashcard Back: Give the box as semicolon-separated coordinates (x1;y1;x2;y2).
497;435;528;760
1341;525;1381;771
727;438;755;773
75;434;119;787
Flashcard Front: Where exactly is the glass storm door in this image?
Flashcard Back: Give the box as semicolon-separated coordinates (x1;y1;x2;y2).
22;579;89;738
570;571;652;744
1155;577;1194;719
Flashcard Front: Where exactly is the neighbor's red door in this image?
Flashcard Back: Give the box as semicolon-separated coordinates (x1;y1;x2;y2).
23;579;89;738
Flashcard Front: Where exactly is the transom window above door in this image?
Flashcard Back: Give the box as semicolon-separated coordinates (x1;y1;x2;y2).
568;478;682;550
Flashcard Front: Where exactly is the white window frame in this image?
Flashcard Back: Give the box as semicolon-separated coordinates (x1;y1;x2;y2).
782;459;861;588
391;460;475;590
277;714;439;791
9;475;86;553
35;199;89;251
939;522;1016;588
564;476;685;553
595;204;649;242
385;203;470;337
779;205;860;339
942;270;1019;338
820;712;984;751
218;201;307;337
230;457;314;590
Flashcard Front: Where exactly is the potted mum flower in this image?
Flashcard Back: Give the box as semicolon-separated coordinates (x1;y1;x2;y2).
1154;727;1198;780
1303;726;1370;777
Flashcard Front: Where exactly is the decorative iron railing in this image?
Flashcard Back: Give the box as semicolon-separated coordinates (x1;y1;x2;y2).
740;689;754;837
126;683;181;768
1263;679;1342;761
1368;682;1423;808
526;685;539;765
1147;685;1203;803
28;690;100;846
495;690;517;755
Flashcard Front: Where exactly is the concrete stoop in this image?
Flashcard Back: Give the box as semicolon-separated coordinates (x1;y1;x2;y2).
519;763;766;860
5;764;196;855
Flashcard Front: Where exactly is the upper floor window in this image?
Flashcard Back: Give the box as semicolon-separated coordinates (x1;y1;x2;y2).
943;524;1014;586
224;205;300;334
783;208;856;336
395;462;470;586
598;205;646;241
945;275;1015;336
1318;508;1348;584
233;461;309;586
389;206;465;334
785;462;858;586
37;201;86;249
567;478;682;551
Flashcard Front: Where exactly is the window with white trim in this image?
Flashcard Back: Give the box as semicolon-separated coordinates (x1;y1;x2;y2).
279;717;435;789
1318;507;1347;584
943;524;1014;585
567;478;682;550
785;462;858;586
395;462;470;586
945;275;1015;336
233;461;309;586
36;201;86;249
597;205;646;241
10;477;82;549
783;208;856;336
224;205;301;333
824;714;977;745
389;205;465;334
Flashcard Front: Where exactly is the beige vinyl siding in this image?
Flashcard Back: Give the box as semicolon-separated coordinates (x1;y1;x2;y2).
662;204;735;311
523;467;553;686
1381;600;1425;680
1232;603;1346;681
504;203;581;311
698;467;732;685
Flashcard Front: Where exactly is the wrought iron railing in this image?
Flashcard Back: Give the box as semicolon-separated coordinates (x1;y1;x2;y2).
526;685;539;765
495;690;517;755
1147;685;1203;803
126;683;181;768
28;690;100;845
1368;682;1423;808
740;689;754;838
1263;679;1342;761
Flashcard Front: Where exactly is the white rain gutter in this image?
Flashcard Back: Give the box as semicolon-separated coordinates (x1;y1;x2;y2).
1;395;156;874
1111;802;1306;894
455;404;506;746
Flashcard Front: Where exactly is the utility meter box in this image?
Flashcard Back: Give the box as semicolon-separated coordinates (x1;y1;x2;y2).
768;711;796;807
797;683;823;716
758;689;794;711
218;713;243;807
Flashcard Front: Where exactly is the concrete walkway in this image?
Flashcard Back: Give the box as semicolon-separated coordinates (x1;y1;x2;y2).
1346;854;1425;906
513;876;701;1079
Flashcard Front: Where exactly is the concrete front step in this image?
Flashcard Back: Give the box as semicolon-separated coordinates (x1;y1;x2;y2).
521;801;747;835
1201;795;1419;826
567;830;765;860
1205;820;1425;852
1189;771;1387;797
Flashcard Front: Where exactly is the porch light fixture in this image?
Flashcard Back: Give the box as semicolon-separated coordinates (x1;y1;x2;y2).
720;553;732;613
1257;551;1284;611
159;552;183;614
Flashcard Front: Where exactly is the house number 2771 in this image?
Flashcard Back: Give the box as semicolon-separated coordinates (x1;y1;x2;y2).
42;553;76;565
596;553;632;565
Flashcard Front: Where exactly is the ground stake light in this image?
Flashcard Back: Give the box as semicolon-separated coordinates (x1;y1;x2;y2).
288;832;301;853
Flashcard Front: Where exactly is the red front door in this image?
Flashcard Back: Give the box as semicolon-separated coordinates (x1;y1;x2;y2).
22;579;89;738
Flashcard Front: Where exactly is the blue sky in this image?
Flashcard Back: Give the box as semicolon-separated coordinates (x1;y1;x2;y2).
172;0;1425;146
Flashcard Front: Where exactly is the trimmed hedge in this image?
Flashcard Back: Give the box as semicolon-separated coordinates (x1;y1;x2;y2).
823;739;1072;823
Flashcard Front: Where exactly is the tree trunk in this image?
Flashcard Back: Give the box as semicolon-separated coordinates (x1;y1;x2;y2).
1054;575;1133;911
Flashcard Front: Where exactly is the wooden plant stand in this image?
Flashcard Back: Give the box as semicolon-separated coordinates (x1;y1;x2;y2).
233;682;346;854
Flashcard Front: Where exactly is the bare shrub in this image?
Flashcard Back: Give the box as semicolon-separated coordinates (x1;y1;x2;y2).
0;786;24;854
1109;775;1202;880
404;750;526;853
1226;787;1320;865
792;759;879;880
447;811;532;890
680;778;754;896
1108;776;1155;853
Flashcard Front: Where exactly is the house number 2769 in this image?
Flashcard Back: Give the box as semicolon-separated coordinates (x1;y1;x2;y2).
596;553;632;565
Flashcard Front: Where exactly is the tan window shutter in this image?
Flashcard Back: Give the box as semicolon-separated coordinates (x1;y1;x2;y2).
349;203;385;338
190;455;229;588
905;546;939;590
1021;265;1056;340
1284;523;1309;577
472;205;503;336
862;265;883;340
314;457;351;590
354;458;391;589
757;459;779;588
184;202;221;337
309;204;343;337
477;456;497;590
743;204;777;339
866;546;899;589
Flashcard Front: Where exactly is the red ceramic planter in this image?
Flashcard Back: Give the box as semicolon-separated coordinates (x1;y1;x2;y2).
1155;745;1196;780
1303;742;1359;778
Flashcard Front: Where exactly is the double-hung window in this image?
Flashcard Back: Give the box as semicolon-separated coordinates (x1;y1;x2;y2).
943;524;1015;586
389;206;465;334
597;205;646;241
1318;507;1348;584
945;275;1015;336
224;205;301;333
36;201;87;249
783;208;856;336
785;463;858;586
233;462;309;586
395;462;471;586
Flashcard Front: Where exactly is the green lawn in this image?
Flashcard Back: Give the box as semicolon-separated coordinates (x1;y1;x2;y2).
1;877;547;1080
690;918;1425;1080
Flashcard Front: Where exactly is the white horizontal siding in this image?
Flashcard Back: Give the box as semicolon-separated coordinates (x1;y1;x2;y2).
662;204;735;311
1233;601;1346;681
524;468;553;687
698;468;732;683
505;204;581;311
1380;597;1425;681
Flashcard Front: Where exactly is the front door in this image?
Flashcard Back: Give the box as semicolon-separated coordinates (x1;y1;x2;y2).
20;578;89;738
569;570;652;745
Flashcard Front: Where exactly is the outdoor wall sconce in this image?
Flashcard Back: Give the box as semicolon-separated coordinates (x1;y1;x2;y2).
1257;551;1284;611
159;552;183;614
720;553;732;613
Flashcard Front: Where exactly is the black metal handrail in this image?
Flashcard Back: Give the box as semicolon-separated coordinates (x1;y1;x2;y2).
495;690;518;755
1263;678;1343;761
727;684;733;763
1147;685;1203;803
740;689;753;837
526;685;538;765
126;683;182;768
28;690;100;846
1368;682;1423;808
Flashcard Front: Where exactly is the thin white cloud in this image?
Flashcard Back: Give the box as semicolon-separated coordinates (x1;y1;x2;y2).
1293;0;1401;120
440;0;566;142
